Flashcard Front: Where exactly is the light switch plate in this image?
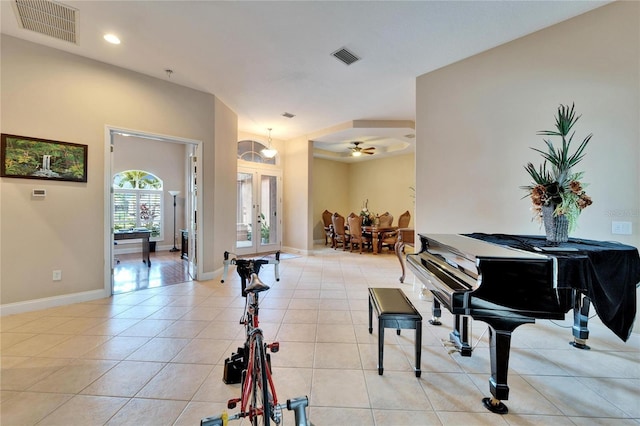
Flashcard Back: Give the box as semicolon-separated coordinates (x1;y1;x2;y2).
611;221;632;235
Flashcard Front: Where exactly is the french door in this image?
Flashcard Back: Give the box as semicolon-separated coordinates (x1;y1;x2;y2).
236;166;282;255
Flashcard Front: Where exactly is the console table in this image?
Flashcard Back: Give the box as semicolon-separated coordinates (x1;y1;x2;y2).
114;230;152;267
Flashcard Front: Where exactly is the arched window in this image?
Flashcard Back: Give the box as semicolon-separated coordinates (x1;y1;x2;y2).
237;140;276;165
113;170;164;240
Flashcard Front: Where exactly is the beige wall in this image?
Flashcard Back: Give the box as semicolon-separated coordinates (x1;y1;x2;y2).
312;154;415;242
210;96;239;271
312;158;350;242
415;1;639;249
348;154;415;225
415;2;639;333
1;36;237;309
283;136;312;253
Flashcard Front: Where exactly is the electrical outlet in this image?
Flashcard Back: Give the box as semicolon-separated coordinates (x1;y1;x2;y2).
52;270;62;281
611;221;632;235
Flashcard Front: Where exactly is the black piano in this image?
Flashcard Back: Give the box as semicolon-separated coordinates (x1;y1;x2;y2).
407;233;640;414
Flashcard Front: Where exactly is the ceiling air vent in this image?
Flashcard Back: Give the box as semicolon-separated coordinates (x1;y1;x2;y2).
12;0;78;44
282;112;295;118
331;47;360;66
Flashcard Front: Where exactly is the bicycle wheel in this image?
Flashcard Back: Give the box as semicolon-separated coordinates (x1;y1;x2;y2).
251;333;272;426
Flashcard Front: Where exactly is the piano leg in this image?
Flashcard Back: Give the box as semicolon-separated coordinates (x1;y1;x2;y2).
483;325;511;415
429;298;442;326
450;314;472;357
479;317;533;415
570;290;591;350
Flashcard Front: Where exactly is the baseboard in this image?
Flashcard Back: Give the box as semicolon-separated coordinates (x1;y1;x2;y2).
281;246;311;256
0;289;110;316
198;270;216;281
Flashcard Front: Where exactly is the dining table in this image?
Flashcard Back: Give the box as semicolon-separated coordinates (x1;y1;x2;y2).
361;225;398;254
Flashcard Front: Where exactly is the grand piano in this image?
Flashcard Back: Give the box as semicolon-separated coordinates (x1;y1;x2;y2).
407;233;640;414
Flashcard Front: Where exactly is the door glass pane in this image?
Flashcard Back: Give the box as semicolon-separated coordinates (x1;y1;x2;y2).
260;175;278;245
236;172;253;249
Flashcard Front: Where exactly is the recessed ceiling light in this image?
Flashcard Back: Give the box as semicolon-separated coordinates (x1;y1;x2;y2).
103;34;121;45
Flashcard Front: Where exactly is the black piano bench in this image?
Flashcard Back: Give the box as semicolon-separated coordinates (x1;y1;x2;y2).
368;287;422;377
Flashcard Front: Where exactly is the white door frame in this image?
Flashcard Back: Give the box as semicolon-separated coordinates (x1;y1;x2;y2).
235;164;282;256
104;125;203;294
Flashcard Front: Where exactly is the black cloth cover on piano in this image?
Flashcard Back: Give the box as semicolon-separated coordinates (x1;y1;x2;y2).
465;233;640;342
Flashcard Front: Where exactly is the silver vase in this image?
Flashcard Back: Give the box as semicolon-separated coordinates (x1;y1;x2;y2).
541;204;569;243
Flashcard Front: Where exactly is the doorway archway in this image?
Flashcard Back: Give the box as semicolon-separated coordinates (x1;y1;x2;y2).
104;126;202;294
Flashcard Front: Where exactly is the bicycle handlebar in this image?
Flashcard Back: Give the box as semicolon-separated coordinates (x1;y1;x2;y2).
221;251;280;284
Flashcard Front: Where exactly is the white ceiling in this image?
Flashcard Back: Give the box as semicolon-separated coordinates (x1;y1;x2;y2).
0;0;608;162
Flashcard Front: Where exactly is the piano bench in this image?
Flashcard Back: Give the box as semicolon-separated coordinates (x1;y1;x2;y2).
368;287;422;377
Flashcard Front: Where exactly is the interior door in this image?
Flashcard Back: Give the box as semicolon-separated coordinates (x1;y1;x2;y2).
187;149;198;279
236;166;282;255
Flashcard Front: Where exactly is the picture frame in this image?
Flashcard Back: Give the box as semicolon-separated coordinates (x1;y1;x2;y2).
1;133;88;182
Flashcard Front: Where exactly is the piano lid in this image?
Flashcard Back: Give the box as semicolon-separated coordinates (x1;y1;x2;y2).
420;233;555;285
422;234;549;269
423;234;549;260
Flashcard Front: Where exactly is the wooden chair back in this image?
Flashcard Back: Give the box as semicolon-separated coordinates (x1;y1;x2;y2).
322;209;334;245
398;210;411;228
347;214;370;253
322;210;333;228
331;212;348;250
378;212;393;227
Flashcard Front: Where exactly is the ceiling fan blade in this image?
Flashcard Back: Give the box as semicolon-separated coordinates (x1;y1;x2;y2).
363;151;375;155
362;147;375;151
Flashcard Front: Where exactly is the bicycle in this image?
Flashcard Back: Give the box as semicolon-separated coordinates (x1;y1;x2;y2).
202;251;311;426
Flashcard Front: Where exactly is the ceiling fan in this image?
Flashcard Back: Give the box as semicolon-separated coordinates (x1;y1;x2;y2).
349;141;375;157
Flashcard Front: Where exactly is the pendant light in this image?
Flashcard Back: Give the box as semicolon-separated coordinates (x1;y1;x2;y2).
261;128;277;158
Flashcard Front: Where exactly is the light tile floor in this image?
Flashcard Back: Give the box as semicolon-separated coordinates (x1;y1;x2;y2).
1;245;639;425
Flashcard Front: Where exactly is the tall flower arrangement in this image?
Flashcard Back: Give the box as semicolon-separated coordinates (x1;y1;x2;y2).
360;199;375;225
522;103;593;232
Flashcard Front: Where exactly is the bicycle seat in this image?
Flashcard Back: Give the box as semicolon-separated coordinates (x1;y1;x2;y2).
245;273;270;293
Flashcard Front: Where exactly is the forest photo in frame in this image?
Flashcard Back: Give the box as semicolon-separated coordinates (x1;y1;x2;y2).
1;134;88;182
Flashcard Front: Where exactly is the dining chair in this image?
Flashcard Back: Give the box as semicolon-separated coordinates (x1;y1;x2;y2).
397;210;411;228
378;212;394;227
379;211;410;252
347;214;371;254
331;212;349;250
322;209;333;246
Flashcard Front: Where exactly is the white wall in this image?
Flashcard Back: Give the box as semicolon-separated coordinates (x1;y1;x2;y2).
1;36;237;309
415;1;639;249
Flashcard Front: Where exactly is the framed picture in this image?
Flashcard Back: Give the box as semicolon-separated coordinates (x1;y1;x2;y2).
1;133;88;182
